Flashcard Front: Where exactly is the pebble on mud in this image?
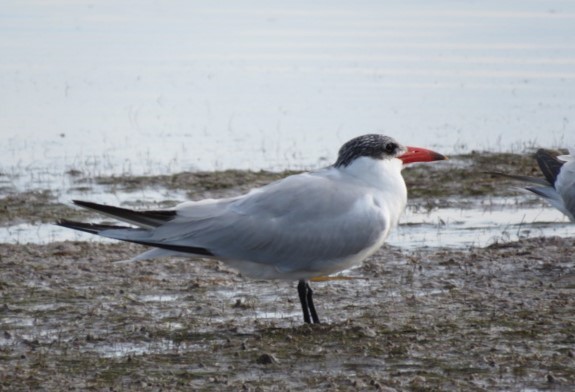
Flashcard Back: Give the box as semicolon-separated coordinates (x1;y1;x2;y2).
256;353;278;365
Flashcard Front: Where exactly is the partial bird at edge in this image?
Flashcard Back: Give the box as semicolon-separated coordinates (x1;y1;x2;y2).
489;148;575;222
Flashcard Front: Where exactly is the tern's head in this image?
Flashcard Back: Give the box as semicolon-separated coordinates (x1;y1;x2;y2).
334;134;447;168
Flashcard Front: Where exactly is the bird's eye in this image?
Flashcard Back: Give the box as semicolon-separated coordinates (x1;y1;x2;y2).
385;143;397;153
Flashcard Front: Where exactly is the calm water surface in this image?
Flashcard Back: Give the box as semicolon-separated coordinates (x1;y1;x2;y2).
2;0;574;181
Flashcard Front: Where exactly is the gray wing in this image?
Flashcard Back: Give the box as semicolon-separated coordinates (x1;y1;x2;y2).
555;159;575;221
128;172;388;272
524;186;569;218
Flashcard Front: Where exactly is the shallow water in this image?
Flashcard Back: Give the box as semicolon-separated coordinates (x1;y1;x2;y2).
2;0;575;185
3;191;574;249
391;196;575;248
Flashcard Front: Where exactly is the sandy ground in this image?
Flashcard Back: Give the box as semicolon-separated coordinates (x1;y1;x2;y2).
1;236;574;391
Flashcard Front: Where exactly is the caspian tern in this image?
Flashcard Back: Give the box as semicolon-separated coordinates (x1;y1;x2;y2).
57;134;446;324
491;148;575;222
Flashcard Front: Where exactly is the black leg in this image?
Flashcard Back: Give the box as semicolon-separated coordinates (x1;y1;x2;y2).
297;280;320;324
306;282;320;324
297;280;311;323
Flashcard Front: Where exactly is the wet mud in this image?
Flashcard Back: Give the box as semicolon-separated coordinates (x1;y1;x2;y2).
1;151;574;390
1;237;574;391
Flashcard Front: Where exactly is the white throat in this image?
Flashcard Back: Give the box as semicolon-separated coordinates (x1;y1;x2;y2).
339;156;408;226
341;156;405;190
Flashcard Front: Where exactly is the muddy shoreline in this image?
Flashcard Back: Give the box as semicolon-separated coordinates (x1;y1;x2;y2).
1;237;574;391
1;151;574;390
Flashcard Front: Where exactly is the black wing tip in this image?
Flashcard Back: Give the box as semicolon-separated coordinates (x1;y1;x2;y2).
71;200;108;209
535;148;554;157
534;149;565;165
55;219;135;234
55;219;84;228
55;219;99;234
69;200;177;223
56;220;215;256
139;242;215;256
535;149;564;186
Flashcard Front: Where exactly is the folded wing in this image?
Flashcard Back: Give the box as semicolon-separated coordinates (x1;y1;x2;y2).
59;171;389;273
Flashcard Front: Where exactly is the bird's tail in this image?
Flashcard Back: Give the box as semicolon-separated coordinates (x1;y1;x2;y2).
69;200;177;228
56;201;215;257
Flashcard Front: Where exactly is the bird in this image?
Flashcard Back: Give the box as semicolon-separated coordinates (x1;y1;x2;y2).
490;148;575;222
57;134;447;324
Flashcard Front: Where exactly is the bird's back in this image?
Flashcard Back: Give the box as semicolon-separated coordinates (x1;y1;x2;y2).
151;169;395;278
